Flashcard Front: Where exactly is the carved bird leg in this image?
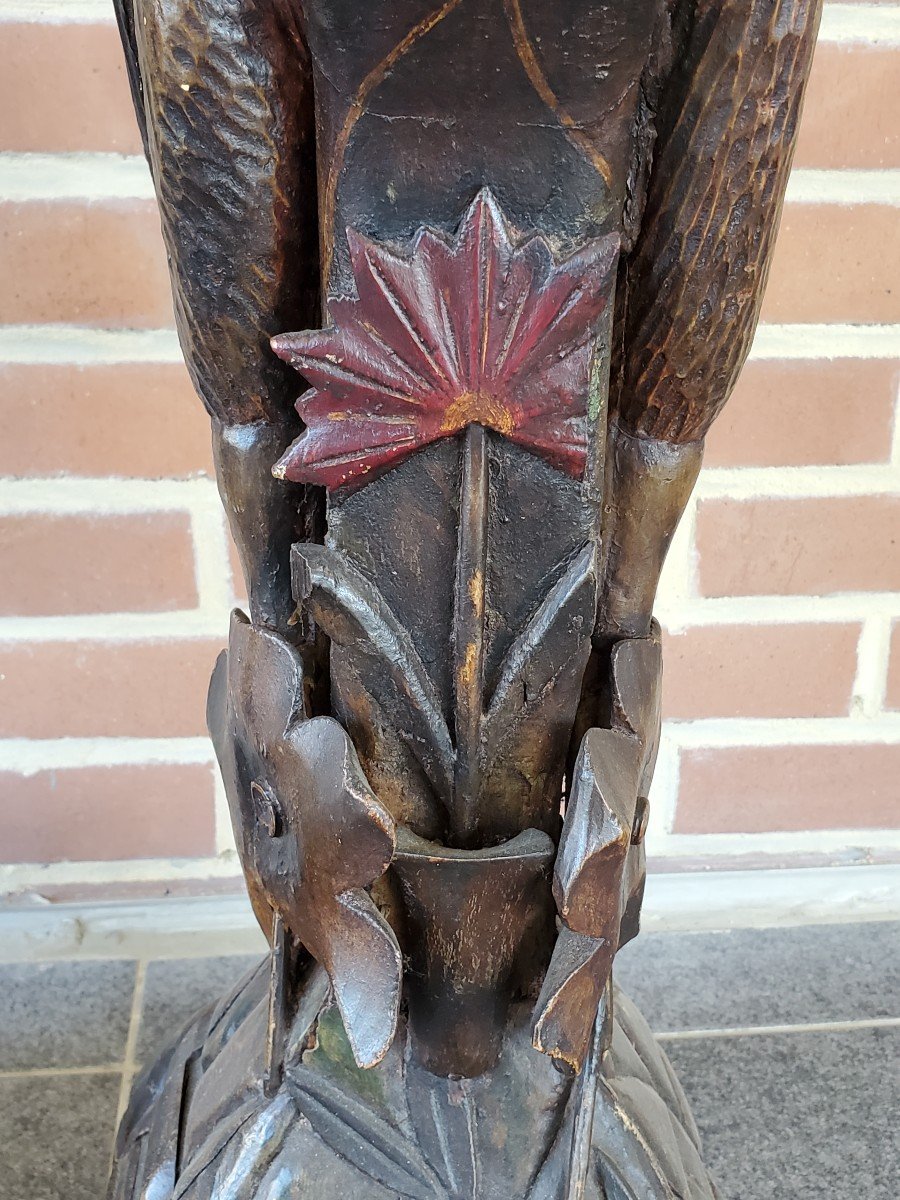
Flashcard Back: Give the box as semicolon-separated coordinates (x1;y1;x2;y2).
562;5;823;1188
600;0;823;641
114;0;324;639
574;0;822;785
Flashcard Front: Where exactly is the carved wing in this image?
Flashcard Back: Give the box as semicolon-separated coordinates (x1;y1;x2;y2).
594;0;822;642
614;0;823;441
112;0;148;155
115;0;320;425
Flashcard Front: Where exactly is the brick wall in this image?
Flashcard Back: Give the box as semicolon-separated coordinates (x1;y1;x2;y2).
0;1;898;902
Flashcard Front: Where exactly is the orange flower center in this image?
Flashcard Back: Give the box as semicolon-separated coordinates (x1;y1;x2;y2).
440;391;515;437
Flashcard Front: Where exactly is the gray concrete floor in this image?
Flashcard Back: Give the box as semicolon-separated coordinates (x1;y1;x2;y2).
0;921;896;1199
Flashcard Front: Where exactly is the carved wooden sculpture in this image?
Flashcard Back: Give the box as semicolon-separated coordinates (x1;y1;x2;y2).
108;1;821;1196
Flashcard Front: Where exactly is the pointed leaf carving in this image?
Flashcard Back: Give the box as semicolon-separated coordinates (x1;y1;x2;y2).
483;543;597;762
279;718;403;1070
532;632;664;1073
288;1069;448;1200
610;627;663;798
406;1068;480;1198
553;728;641;934
292;542;455;808
208;612;403;1069
531;926;613;1071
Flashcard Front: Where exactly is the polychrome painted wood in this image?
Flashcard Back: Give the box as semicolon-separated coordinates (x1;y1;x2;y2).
108;1;821;1196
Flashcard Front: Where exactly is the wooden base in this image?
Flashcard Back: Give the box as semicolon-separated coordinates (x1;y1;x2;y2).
108;963;719;1200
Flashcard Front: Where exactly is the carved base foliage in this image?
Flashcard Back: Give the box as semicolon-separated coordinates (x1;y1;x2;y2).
107;969;719;1200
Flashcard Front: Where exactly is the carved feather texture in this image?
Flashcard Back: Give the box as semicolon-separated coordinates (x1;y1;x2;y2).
616;0;822;442
273;190;618;490
128;0;319;423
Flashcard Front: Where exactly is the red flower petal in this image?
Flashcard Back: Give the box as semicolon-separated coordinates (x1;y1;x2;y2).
271;190;619;491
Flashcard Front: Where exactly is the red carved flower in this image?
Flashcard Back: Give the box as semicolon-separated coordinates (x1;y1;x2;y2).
272;190;619;490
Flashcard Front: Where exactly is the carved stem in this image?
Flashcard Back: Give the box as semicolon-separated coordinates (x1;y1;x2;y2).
564;981;610;1199
452;422;489;842
263;911;291;1098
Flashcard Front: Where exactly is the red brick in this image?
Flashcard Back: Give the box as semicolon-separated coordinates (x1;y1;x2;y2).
0;763;216;862
662;623;860;719
0;363;212;479
886;622;900;711
675;744;900;833
761;205;899;324
0;22;143;153
705;359;899;468
0;513;198;616
795;45;899;169
0;639;222;738
696;496;900;597
0;200;173;327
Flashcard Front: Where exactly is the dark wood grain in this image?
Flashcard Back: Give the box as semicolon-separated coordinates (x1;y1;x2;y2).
124;0;319;425
615;0;823;443
109;0;821;1194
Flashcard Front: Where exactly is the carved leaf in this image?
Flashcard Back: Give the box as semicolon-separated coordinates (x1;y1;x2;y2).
531;632;664;1075
405;1069;480;1198
276;717;403;1070
208;611;403;1069
272;189;618;490
553;728;641;934
483;543;597;763
610;632;662;757
292;542;455;807
288;1070;448;1200
531;926;612;1071
206;611;309;939
322;892;404;1071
